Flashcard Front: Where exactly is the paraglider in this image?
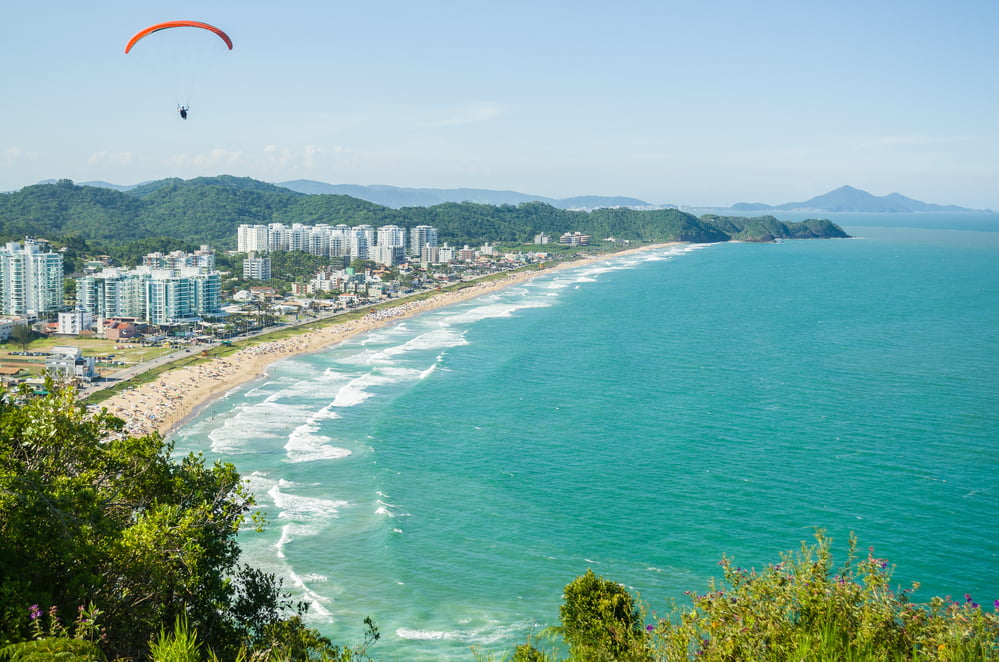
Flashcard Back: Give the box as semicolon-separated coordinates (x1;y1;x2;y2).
124;20;233;54
125;21;232;118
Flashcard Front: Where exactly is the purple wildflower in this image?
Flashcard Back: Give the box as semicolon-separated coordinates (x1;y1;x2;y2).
646;624;655;631
29;605;41;620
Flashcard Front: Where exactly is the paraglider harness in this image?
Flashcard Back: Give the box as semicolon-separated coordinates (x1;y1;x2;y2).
178;104;189;119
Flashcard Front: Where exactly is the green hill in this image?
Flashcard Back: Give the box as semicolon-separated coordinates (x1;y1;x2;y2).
0;176;850;250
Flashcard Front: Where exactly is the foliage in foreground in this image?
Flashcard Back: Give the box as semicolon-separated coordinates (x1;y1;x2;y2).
3;386;995;661
508;532;997;662
0;383;373;661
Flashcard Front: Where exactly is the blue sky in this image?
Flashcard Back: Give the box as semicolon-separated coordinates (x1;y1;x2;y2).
3;0;998;208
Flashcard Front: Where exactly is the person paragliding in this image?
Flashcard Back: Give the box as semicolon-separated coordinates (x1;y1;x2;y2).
125;21;232;119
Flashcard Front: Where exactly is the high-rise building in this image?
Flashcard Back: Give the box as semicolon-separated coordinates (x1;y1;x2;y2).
142;246;216;273
243;254;272;280
0;239;64;317
237;223;439;261
237;224;270;253
377;225;406;249
409;225;439;256
77;267;221;326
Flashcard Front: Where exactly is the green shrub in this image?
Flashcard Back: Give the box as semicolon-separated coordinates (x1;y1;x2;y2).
559;569;651;661
516;532;998;661
651;531;999;661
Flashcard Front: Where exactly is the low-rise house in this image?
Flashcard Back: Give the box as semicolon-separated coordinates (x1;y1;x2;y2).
105;320;141;341
0;319;16;341
45;346;98;382
57;309;95;335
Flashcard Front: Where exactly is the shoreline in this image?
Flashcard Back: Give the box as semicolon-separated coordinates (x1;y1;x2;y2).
97;243;679;438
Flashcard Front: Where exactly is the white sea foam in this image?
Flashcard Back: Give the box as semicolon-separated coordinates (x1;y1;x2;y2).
396;620;529;646
208;399;315;454
268;484;348;526
284;422;352;464
445;299;552;325
365;328;468;362
397;628;453;640
375;499;410;518
300;573;328;583
329;371;397;407
274;524;294;559
287;568;332;618
242;471;276;505
419;362;438;380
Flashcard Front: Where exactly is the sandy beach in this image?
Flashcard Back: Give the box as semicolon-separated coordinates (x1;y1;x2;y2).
97;244;677;438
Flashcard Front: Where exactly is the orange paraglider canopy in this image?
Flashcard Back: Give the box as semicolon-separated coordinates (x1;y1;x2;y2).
125;20;233;54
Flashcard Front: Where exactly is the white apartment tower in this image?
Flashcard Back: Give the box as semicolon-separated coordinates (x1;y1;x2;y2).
0;239;64;317
237;224;270;253
77;267;222;326
243;254;272;280
409;225;438;256
377;225;407;250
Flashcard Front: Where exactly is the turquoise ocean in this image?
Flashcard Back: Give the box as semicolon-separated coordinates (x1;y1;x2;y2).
172;214;999;660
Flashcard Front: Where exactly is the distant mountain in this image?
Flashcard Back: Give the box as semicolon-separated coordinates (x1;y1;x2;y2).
275;180;658;210
732;185;985;213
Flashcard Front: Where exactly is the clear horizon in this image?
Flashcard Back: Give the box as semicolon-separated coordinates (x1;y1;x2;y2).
3;0;998;209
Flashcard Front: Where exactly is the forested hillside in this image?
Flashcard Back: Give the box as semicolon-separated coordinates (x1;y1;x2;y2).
0;176;849;251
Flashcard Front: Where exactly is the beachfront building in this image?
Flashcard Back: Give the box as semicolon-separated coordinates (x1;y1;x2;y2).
0;319;17;341
372;225;406;267
372;244;405;267
0;239;64;318
559;232;592;246
420;245;440;265
438;243;456;263
77;269;148;320
307;266;368;295
57;308;95;335
377;225;406;250
77;267;223;327
45;346;98;382
351;225;375;259
409;225;439;257
534;233;551;245
236;223;439;261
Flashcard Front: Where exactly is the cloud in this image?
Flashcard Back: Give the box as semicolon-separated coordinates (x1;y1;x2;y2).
263;144;350;171
166;148;245;169
88;151;139;166
422;103;509;128
2;147;38;166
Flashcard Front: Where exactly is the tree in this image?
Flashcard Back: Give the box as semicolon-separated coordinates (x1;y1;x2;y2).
348;258;376;272
559;569;650;661
0;383;331;661
9;324;35;352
